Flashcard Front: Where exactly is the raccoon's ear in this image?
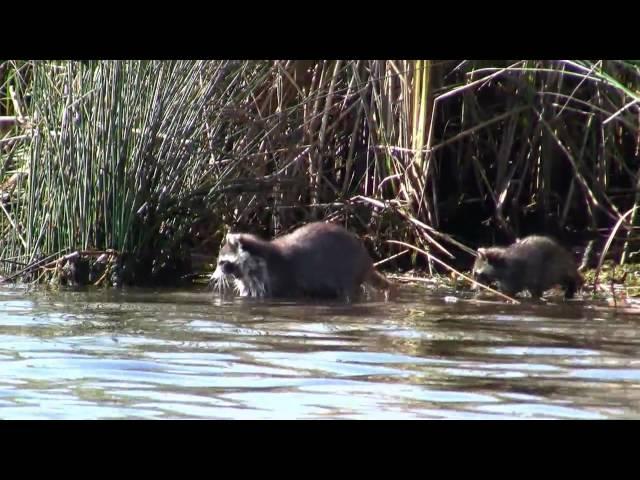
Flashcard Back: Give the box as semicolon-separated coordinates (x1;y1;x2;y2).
225;233;241;247
235;235;267;257
483;249;507;267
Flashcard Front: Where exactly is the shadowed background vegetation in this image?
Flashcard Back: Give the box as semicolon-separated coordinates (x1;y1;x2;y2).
0;60;639;287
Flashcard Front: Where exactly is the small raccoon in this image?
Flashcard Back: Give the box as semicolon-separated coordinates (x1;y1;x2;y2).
472;235;583;299
211;221;395;301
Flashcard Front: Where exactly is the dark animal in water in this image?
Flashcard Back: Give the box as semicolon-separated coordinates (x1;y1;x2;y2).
472;235;583;299
211;222;395;300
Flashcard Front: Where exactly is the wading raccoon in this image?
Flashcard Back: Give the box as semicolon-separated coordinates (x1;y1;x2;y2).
472;235;583;299
211;221;395;300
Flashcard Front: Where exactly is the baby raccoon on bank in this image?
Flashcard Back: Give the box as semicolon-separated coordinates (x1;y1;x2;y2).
472;235;583;299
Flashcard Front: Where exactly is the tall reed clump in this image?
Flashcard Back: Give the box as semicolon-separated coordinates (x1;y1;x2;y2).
0;60;277;285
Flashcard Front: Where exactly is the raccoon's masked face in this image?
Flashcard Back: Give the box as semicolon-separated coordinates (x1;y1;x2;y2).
211;233;269;297
212;234;247;280
472;247;508;287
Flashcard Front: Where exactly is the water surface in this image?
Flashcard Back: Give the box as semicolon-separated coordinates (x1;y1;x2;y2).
1;285;638;419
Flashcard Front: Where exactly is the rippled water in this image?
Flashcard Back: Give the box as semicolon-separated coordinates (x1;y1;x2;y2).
1;284;639;419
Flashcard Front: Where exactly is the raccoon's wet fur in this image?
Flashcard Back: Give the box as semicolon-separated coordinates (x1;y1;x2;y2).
211;222;395;301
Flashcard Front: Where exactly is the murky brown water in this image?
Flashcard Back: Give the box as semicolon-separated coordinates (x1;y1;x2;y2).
0;284;639;419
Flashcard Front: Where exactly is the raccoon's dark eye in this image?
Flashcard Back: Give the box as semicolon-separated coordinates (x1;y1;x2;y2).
476;272;490;283
219;260;238;276
486;255;507;268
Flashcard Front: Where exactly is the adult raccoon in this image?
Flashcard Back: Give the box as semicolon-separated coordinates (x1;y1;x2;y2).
211;222;395;301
